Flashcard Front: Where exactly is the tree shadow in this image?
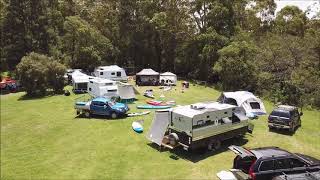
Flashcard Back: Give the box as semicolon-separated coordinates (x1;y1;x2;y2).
74;114;127;121
17;90;65;101
147;137;249;163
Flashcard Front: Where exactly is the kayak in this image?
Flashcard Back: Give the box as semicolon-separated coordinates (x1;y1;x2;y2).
146;100;176;106
137;105;171;109
132;121;143;133
127;111;151;117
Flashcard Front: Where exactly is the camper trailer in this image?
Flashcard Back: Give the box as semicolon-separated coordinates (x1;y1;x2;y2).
160;72;177;86
147;102;254;151
93;65;128;81
218;91;266;118
72;70;91;93
87;78;118;98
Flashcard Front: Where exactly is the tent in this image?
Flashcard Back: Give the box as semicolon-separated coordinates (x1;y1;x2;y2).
71;70;92;93
218;91;266;117
88;78;118;98
93;65;128;81
160;72;177;85
117;82;136;103
136;69;160;86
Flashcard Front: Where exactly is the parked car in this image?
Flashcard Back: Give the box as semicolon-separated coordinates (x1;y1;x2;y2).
228;146;320;180
74;97;129;119
268;105;303;132
272;171;320;180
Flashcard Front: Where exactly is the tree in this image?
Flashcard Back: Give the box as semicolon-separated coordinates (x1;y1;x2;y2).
62;16;114;71
214;31;258;90
16;52;66;96
16;53;49;96
275;6;307;36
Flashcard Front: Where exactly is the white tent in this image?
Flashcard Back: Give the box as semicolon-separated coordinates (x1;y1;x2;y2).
136;69;160;86
218;91;266;117
87;78;118;98
71;70;92;93
93;65;128;81
117;82;136;102
160;72;177;85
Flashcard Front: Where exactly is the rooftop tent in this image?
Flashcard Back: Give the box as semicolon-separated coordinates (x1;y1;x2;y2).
160;72;177;85
93;65;128;81
117;82;136;103
136;68;160;86
218;91;267;117
71;70;92;93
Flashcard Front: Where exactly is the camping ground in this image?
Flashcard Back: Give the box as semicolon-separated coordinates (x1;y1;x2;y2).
1;81;320;179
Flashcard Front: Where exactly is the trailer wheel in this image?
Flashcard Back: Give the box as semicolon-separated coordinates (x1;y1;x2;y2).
208;139;221;151
84;111;90;118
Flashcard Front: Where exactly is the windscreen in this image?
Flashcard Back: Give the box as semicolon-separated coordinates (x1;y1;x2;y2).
270;110;290;118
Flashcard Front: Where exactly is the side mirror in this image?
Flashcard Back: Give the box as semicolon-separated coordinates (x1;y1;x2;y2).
300;112;303;116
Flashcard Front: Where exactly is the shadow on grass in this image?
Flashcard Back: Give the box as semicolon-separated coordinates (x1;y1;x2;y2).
74;114;127;121
268;128;296;136
147;137;249;163
18;91;64;101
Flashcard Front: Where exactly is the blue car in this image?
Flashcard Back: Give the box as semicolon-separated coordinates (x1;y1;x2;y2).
75;97;129;119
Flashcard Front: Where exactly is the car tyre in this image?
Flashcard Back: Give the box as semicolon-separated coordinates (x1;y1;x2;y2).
111;112;117;119
84;111;90;118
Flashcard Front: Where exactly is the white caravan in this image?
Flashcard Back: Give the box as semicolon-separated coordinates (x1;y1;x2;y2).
218;91;266;118
71;70;92;93
93;65;128;81
87;78;118;98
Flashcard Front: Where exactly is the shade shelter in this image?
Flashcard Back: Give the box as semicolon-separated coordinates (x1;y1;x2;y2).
160;72;177;86
136;69;160;86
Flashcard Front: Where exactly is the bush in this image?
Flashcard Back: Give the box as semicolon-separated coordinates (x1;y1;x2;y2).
16;52;66;96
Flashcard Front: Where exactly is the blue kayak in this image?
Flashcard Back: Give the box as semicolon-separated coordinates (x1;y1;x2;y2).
137;105;171;109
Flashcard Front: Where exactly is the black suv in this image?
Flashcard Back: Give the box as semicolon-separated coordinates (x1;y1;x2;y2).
268;105;302;132
229;146;320;180
272;171;320;180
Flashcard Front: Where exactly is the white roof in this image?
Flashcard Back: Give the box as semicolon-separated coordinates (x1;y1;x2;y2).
222;91;260;106
160;72;176;76
172;102;237;118
96;65;124;72
89;77;115;84
72;70;92;83
136;69;159;76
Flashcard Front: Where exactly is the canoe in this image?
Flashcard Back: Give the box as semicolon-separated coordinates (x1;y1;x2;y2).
146;100;164;106
132;121;143;133
137;105;171;109
127;111;151;117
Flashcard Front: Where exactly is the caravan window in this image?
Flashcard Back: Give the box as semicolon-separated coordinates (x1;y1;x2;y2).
250;102;261;109
117;72;121;77
105;83;113;86
100;72;103;75
108;89;117;92
89;88;92;91
111;72;115;75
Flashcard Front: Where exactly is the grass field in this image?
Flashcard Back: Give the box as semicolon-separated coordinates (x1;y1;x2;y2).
1;82;320;179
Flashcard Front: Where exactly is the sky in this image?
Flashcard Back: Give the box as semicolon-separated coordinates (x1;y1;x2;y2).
275;0;320;18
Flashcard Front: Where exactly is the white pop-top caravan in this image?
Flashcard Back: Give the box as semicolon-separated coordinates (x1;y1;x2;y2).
87;78;118;98
71;70;92;93
218;91;266;118
93;65;128;81
160;72;177;85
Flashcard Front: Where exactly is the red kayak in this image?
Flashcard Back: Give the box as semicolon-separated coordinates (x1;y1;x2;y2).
146;100;175;106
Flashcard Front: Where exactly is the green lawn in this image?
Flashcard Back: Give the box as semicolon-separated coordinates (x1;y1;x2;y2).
1;82;320;179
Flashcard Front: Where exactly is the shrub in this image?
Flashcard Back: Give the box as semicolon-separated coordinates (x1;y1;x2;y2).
16;52;66;96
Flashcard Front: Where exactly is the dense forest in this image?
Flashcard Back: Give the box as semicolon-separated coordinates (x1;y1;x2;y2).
0;0;319;108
